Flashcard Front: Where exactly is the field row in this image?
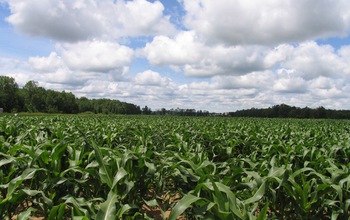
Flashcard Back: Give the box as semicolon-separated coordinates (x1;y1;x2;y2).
0;115;349;219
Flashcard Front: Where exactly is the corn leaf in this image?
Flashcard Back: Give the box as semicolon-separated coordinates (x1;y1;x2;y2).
168;194;201;220
96;191;118;220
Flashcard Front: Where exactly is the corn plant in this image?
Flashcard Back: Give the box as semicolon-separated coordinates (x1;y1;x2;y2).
0;115;350;219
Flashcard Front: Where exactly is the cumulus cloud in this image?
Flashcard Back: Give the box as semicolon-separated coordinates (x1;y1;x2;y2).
211;71;273;90
143;31;201;66
273;77;307;93
29;52;65;72
143;31;270;77
134;70;169;86
28;53;93;85
6;0;106;42
6;0;176;42
0;57;32;86
58;40;133;72
143;32;350;80
281;41;346;79
25;40;134;87
0;56;30;72
111;0;176;37
181;0;350;45
309;77;347;99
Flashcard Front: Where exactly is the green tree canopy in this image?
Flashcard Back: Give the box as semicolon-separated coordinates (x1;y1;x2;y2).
0;76;19;112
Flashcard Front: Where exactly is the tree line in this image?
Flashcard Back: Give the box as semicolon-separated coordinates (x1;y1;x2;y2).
228;104;350;119
2;76;350;118
0;76;141;114
152;108;211;116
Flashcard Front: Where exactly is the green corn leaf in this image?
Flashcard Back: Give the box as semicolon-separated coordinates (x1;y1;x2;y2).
0;155;15;167
91;141;113;188
243;181;266;205
214;182;243;218
73;217;90;220
211;181;227;212
116;204;133;218
65;197;90;216
96;191;118;220
345;199;350;213
51;142;68;161
330;184;343;203
198;181;243;218
7;168;44;198
144;160;156;175
17;207;37;220
256;203;269;220
22;189;53;207
168;194;201;220
32;147;50;165
143;198;158;207
48;203;66;220
331;212;339;220
111;167;128;190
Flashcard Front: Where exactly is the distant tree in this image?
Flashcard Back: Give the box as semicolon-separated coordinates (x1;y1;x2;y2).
315;106;327;118
0;76;19;112
161;108;167;115
60;91;78;113
228;104;350;119
77;97;93;113
23;81;46;112
45;89;60;113
142;106;152;115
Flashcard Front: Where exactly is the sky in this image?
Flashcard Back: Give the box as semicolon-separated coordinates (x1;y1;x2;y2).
1;0;350;112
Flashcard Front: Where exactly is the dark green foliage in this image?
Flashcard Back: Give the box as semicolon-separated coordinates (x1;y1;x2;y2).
0;76;19;112
230;103;350;119
0;77;140;114
0;115;349;219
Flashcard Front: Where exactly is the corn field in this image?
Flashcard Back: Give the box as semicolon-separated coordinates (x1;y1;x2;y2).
0;115;349;219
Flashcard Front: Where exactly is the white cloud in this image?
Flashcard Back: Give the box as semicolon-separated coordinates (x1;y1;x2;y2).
281;41;345;79
111;0;176;37
143;31;201;66
0;56;29;71
59;40;133;72
309;77;347;99
37;69;88;86
0;57;33;86
28;52;87;85
26;40;134;85
143;31;270;77
310;76;334;90
211;71;272;90
6;0;176;42
134;70;169;86
337;46;350;74
7;0;106;42
264;44;294;67
29;52;65;72
273;77;307;93
181;0;350;45
143;33;350;79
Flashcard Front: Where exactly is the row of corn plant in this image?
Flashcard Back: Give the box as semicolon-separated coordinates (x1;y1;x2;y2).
0;115;349;219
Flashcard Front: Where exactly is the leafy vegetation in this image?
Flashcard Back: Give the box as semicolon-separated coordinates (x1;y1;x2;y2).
0;115;349;219
0;76;141;114
229;104;350;119
2;76;350;118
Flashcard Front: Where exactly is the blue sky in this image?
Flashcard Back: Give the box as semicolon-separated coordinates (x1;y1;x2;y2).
1;0;350;112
